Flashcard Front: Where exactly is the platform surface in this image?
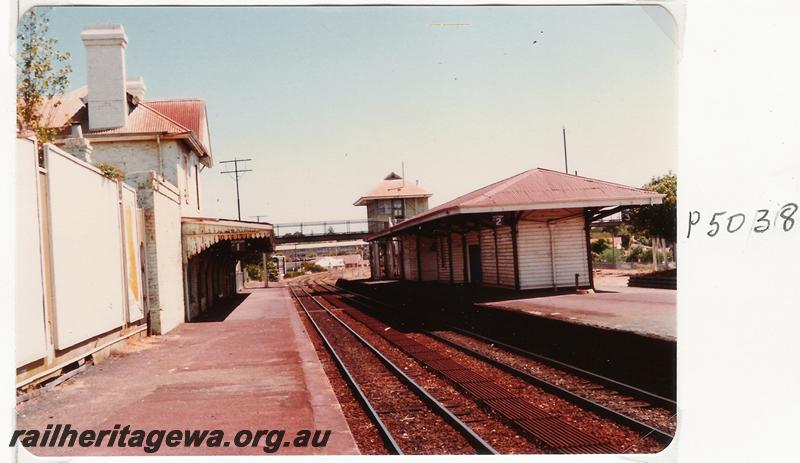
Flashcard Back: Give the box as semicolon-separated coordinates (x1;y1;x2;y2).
479;273;676;341
15;285;359;457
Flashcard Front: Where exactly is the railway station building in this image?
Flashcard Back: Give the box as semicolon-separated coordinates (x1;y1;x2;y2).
53;25;275;331
365;168;663;291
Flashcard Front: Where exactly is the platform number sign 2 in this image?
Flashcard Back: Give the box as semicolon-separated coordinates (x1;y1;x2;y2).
687;202;798;238
492;215;504;227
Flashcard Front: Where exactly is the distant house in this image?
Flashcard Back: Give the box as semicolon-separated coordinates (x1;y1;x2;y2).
315;256;345;270
340;254;365;268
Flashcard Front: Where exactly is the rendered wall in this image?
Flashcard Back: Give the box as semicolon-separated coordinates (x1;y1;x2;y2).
89;139;203;216
136;175;184;335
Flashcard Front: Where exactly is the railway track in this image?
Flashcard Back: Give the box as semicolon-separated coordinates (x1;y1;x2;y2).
309;278;675;451
288;283;497;455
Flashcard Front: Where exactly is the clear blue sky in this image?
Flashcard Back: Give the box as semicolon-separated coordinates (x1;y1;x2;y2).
40;5;677;224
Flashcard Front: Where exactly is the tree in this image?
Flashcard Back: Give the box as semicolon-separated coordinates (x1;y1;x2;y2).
629;172;677;244
16;9;72;144
591;238;609;254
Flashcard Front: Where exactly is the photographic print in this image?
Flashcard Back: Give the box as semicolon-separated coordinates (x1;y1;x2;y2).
13;3;677;457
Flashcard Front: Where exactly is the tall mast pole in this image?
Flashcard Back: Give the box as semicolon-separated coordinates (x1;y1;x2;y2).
562;126;569;174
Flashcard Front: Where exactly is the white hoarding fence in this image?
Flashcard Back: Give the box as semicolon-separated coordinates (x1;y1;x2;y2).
15;142;146;382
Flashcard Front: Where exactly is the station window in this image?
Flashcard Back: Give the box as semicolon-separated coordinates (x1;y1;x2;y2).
376;200;392;215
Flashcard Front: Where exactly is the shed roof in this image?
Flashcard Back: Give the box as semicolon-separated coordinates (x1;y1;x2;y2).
367;168;664;240
353;173;431;206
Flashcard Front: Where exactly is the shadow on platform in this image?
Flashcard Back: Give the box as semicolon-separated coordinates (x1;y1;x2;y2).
193;293;251;322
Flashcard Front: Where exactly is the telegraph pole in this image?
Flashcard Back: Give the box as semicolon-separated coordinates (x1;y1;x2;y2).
220;158;252;221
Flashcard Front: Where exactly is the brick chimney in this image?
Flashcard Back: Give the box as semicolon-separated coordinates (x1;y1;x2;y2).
63;125;93;163
126;76;146;101
81;25;129;131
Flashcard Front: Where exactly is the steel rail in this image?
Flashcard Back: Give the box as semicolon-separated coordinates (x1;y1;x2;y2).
422;330;675;446
447;326;677;411
288;285;403;455
318;281;676;411
296;284;498;455
315;281;675;445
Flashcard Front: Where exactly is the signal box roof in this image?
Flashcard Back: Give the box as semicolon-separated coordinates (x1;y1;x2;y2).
353;172;432;206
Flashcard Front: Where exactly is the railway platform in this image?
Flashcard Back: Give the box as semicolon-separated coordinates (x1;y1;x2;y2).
344;272;675;341
15;284;359;457
478;273;676;341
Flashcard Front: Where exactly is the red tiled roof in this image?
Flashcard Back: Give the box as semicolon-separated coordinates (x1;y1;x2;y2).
88;102;191;136
39;86;212;161
368;168;664;239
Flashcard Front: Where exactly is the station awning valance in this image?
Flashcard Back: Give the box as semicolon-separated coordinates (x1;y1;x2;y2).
181;217;274;261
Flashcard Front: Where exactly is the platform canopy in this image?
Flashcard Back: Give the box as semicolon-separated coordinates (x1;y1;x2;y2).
181;217;275;261
367;168;663;241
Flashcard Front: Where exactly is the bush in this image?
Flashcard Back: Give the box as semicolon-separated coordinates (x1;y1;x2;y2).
591;238;609;254
301;262;327;273
95;162;124;181
284;271;305;279
598;248;623;263
267;258;279;282
244;263;263;281
625;247;667;263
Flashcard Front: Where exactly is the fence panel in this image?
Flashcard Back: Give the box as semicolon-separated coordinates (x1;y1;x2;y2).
15;139;48;367
121;184;145;322
46;145;126;349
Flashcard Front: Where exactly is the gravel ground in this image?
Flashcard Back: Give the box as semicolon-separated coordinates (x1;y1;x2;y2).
293;291;477;455
431;330;677;435
295;302;389;454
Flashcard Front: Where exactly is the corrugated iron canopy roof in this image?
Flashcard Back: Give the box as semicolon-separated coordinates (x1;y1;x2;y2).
367;168;664;240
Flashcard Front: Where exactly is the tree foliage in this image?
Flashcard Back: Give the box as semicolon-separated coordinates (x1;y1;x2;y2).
629;172;677;242
17;9;72;144
590;238;609;254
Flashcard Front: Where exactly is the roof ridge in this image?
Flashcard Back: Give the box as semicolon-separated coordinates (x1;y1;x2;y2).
466;169;536;205
535;167;648;192
144;97;205;103
440;168;534;209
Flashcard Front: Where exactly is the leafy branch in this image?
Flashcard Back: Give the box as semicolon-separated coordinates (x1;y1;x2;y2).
17;9;72;144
